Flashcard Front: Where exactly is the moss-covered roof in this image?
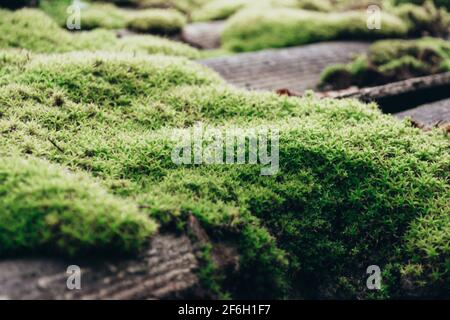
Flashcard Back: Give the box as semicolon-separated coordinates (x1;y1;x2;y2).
0;50;448;298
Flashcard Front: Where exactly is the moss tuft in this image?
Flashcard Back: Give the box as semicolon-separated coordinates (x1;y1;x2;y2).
126;9;187;35
392;1;450;36
193;0;332;22
221;8;408;52
0;9;200;58
320;37;450;89
0;51;448;298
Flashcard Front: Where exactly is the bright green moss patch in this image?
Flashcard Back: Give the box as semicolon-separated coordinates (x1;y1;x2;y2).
41;1;187;34
0;52;448;298
126;9;187;34
320;37;450;90
0;9;200;58
221;8;408;52
0;154;157;256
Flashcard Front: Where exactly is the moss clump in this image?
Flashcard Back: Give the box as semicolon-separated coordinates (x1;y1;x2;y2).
109;0;209;15
39;0;73;26
320;37;450;90
395;0;450;10
10;52;220;107
0;9;200;58
392;1;450;37
126;9;187;35
0;154;157;256
192;0;332;22
221;8;408;52
113;35;202;59
81;3;129;30
0;51;448;298
192;0;255;22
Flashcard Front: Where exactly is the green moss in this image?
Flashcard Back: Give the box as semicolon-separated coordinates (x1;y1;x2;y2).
320;37;450;89
113;35;202;59
193;0;332;22
126;9;187;35
39;0;73;26
392;1;450;36
0;9;200;58
11;52;221;107
125;0;210;15
0;52;448;298
0;154;157;256
81;3;129;30
221;8;408;52
395;0;450;10
192;0;254;22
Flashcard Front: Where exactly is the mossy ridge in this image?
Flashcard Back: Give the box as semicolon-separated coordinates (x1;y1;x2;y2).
1;52;448;298
221;8;408;52
320;37;450;90
0;9;200;58
126;9;187;34
0;154;157;257
97;0;210;16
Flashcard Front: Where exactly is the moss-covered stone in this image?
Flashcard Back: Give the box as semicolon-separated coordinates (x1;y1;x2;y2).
0;51;448;298
320;37;450;89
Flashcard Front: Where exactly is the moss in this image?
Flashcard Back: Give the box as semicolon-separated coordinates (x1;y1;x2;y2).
123;0;210;15
221;8;408;52
126;9;187;35
39;0;73;26
11;52;221;107
0;154;157;257
0;9;200;58
113;35;202;59
392;1;450;36
320;37;450;89
0;51;448;298
192;0;332;22
192;0;254;22
395;0;450;10
81;3;129;30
